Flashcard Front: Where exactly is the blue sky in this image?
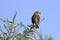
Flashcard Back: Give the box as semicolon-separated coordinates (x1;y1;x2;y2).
0;0;60;40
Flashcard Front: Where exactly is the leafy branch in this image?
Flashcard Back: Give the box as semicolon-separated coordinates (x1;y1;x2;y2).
0;12;53;40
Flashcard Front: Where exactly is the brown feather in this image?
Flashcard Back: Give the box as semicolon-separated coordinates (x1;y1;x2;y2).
31;11;40;28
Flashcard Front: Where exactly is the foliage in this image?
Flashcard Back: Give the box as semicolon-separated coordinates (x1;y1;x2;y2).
0;12;53;40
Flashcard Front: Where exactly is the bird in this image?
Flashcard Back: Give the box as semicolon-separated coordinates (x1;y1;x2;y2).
31;11;40;28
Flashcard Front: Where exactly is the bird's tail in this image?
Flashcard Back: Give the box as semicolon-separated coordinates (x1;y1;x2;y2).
36;25;39;28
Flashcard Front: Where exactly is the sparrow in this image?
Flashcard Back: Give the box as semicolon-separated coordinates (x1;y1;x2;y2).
31;11;40;28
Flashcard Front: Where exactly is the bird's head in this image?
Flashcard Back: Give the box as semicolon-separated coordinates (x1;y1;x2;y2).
34;11;41;15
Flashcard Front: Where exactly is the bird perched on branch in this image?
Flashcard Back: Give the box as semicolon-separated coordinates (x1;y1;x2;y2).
31;11;40;28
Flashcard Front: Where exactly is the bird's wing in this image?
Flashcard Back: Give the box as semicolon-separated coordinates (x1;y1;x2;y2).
32;15;35;24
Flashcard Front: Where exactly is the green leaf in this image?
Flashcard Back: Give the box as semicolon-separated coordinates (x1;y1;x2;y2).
40;18;45;23
34;29;43;40
12;12;17;24
0;18;12;23
3;24;9;33
48;36;53;40
0;37;3;40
